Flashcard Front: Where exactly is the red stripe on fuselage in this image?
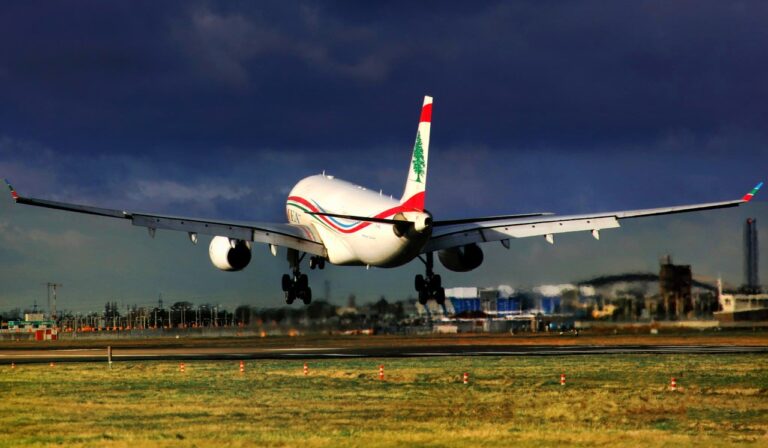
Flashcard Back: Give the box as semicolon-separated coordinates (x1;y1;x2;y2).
419;103;432;123
399;191;425;211
287;193;425;234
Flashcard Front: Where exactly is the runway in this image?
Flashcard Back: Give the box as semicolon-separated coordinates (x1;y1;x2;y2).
1;344;766;364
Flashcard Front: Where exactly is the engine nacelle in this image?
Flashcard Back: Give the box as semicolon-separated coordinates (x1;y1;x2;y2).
438;243;484;272
209;236;252;272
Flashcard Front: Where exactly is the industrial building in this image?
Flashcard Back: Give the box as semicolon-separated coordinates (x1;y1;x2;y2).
658;255;693;320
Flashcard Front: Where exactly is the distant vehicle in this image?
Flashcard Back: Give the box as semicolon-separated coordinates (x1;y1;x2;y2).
5;97;762;306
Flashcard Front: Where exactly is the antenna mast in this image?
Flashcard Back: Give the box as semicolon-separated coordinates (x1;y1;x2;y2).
43;282;63;322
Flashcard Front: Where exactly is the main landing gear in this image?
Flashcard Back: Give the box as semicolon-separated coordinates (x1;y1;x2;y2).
415;252;445;305
282;251;325;305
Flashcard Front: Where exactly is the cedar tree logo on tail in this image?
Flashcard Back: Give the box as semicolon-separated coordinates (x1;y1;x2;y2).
412;132;425;183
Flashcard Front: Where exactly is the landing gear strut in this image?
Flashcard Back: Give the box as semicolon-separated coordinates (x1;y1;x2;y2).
415;252;445;305
282;250;318;305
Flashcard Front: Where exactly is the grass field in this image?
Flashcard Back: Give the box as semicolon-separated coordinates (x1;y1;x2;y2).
1;354;766;447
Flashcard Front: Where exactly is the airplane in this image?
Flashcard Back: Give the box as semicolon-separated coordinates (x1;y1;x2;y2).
4;96;763;306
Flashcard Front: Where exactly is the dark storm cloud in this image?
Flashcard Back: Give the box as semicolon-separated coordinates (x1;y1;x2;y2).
2;1;768;154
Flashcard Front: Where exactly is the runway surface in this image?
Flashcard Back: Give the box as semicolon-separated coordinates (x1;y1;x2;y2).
1;344;766;364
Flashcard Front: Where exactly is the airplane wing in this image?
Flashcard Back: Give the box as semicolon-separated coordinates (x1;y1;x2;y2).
4;180;326;256
424;182;763;253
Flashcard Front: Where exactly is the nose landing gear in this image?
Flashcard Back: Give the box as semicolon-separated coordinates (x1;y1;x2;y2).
415;252;446;305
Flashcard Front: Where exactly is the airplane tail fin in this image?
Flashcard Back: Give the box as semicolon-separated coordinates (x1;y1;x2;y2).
401;95;432;211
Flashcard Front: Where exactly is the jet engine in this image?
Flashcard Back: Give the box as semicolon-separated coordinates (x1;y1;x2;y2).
209;236;252;271
438;243;484;272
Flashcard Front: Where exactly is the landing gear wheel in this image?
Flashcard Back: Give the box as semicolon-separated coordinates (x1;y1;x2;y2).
415;274;425;292
430;274;442;290
301;287;313;305
416;253;446;306
298;274;309;290
418;289;429;305
285;290;296;305
435;287;446;305
309;256;326;270
283;251;316;306
281;274;292;292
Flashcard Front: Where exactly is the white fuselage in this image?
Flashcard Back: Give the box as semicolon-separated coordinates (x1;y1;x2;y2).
286;174;430;267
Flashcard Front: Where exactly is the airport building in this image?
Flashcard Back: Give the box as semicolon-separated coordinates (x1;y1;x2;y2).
424;285;576;333
446;285;568;317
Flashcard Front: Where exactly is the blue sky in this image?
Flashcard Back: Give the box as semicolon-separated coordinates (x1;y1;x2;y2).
0;1;766;311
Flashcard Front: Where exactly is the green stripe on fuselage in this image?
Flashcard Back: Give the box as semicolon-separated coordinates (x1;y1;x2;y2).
287;202;335;232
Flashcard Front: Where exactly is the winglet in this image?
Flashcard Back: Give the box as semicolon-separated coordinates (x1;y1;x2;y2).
4;179;19;201
742;182;763;202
